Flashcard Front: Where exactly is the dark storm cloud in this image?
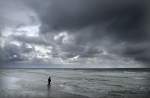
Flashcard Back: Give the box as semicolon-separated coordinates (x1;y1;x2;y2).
27;0;149;65
26;0;146;41
0;0;149;67
122;42;150;64
28;0;145;33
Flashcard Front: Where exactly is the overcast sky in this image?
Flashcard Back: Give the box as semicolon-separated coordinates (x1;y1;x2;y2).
0;0;149;68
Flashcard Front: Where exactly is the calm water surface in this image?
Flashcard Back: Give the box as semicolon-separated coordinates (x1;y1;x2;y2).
0;68;150;98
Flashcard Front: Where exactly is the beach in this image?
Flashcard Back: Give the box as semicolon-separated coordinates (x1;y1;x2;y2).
0;68;150;98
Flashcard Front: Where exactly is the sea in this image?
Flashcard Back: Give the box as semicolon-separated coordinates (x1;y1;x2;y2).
0;68;150;98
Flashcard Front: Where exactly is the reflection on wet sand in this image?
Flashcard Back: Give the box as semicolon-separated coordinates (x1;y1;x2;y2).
47;84;51;97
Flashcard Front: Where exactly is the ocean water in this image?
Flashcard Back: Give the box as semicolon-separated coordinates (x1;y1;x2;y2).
0;68;150;98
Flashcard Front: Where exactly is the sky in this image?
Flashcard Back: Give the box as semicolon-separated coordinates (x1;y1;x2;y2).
0;0;149;68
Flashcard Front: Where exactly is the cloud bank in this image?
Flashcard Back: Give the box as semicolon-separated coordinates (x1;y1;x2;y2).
0;0;149;68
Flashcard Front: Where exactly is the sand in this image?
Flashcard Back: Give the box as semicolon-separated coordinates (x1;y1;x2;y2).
0;69;150;98
0;85;89;98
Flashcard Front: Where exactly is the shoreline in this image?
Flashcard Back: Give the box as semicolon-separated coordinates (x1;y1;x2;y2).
0;69;150;98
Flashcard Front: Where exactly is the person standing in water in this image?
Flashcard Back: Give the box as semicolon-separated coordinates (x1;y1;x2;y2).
48;76;51;85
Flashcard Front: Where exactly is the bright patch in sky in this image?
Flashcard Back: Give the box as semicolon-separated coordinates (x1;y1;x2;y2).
9;41;21;47
54;31;73;44
34;45;52;59
16;25;40;37
2;25;40;37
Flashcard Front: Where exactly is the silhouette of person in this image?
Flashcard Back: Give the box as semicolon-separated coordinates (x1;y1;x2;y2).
48;76;51;85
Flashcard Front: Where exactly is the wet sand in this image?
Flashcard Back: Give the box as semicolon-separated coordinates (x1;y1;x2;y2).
0;70;89;98
0;69;150;98
0;91;89;98
0;84;89;98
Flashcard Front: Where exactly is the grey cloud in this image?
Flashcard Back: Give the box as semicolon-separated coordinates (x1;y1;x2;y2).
0;44;24;63
121;42;150;65
0;0;149;67
14;35;50;46
26;0;149;66
0;0;39;28
32;0;143;32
